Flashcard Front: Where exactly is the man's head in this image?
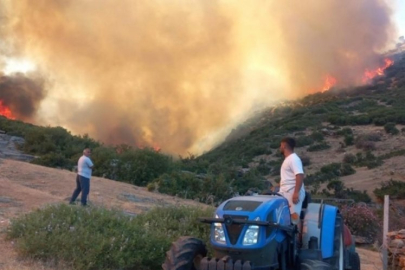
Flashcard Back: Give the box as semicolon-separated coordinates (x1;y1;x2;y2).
83;148;91;157
280;137;295;156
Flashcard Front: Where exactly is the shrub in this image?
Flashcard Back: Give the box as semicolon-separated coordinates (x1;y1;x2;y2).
116;148;174;186
257;159;271;175
373;180;405;200
345;189;371;203
384;122;399;135
300;155;311;166
363;132;382;142
31;152;73;169
326;180;346;198
340;204;380;242
355;140;376;151
151;171;236;204
343;153;356;164
310;132;324;142
7;204;214;270
296;136;314;147
320;163;356;177
336;127;353;136
344;135;354;146
307;142;331;152
355;151;383;169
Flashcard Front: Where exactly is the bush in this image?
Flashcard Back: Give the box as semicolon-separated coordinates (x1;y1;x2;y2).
384;122;399;135
296;136;314;147
340;204;380;242
300;155;311;166
310;132;324;142
307;142;331;152
320;163;356;177
355;140;376;151
336;127;353;136
7;204;214;270
345;189;371;203
150;171;236;204
31;152;73;169
344;135;354;146
355;151;383;169
343;153;356;164
116;148;174;186
373;180;405;200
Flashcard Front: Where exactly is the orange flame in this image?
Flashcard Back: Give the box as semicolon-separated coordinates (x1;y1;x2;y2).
153;144;161;152
309;74;337;94
0;100;15;119
322;74;337;92
362;58;393;83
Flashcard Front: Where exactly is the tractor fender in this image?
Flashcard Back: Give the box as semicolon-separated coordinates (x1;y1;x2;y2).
302;203;339;259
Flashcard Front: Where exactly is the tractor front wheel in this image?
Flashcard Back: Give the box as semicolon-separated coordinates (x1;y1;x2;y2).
301;259;333;270
162;236;207;270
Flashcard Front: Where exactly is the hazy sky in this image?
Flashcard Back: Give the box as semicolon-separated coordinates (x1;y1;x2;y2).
393;0;405;37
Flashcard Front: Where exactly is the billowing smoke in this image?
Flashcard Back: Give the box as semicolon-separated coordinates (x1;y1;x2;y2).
0;0;397;154
0;73;45;120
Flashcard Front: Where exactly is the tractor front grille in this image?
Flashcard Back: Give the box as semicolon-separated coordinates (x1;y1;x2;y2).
223;215;248;245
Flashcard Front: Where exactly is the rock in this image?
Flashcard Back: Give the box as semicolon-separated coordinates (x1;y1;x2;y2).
354;235;373;244
0;134;35;162
390;239;405;248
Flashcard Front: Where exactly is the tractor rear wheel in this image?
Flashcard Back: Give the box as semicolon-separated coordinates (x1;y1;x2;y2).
347;251;360;270
162;236;207;270
330;213;344;270
301;259;332;270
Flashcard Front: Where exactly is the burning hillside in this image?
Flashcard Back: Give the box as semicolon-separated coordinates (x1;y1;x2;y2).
0;0;399;154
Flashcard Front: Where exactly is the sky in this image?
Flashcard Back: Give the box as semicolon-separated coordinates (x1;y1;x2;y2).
393;0;405;38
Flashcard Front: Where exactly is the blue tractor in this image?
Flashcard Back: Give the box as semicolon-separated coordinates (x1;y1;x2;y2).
162;192;360;270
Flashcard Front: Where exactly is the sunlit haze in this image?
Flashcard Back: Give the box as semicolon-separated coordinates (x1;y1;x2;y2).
3;58;36;75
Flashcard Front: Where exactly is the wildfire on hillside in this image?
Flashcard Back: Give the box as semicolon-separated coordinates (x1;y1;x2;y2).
362;58;394;83
153;144;161;152
313;58;394;94
322;75;337;92
0;100;15;119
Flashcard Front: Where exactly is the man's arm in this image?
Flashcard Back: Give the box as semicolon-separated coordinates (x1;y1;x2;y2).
86;158;94;169
292;173;304;204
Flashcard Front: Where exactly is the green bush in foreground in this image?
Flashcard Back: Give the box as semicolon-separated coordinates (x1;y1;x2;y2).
7;204;214;270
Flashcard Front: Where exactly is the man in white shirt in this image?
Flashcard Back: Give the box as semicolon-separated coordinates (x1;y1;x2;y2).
69;148;94;206
279;137;305;225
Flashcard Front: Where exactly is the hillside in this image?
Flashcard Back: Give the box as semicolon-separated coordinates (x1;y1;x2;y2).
196;51;405;201
0;158;203;269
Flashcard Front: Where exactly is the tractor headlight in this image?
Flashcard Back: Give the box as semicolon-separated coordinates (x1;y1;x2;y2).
214;215;226;244
243;217;260;245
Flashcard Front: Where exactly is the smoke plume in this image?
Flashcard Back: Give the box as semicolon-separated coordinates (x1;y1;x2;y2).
0;73;45;120
0;0;397;154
